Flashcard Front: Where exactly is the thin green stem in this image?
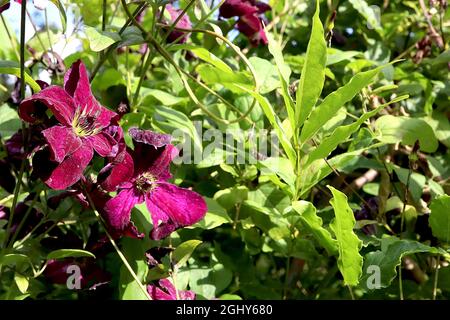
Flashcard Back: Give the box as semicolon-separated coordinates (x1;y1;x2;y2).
4;0;27;251
82;185;152;300
8;190;41;247
283;256;291;299
433;255;440;300
102;0;108;31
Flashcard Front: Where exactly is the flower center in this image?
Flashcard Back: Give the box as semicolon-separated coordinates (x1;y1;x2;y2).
71;106;102;137
135;172;157;193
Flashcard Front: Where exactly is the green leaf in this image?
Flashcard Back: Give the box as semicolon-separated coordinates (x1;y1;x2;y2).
300;65;385;144
0;61;41;92
292;200;338;255
117;26;144;47
84;26;121;52
375;115;439;153
173;240;202;267
348;0;382;34
266;32;295;130
296;0;327;127
360;238;446;290
196;64;252;93
328;186;363;286
305;95;408;167
191;47;233;73
0;254;31;266
47;249;95;260
234;87;296;167
429;195;450;243
0;104;21;140
191;198;232;230
249;57;280;94
14;273;28;294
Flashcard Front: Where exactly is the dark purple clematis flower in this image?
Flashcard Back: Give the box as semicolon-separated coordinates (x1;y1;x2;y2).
101;128;207;240
219;0;270;46
163;4;192;43
147;279;195;300
19;60;118;190
237;13;268;46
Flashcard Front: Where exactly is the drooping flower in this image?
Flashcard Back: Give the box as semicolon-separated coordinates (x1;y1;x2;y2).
19;60;118;190
100;128;207;240
147;279;195;300
219;0;271;46
162;4;192;43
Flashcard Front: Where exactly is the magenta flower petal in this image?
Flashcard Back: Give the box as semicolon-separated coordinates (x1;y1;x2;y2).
42;125;82;163
19;86;76;125
100;151;134;192
63;60;94;111
147;279;195;300
129;127;171;148
86;131;117;157
103;188;143;234
45;144;94;190
147;144;179;181
164;4;192;43
64;60;117;128
146;183;207;240
237;14;268;46
219;0;258;18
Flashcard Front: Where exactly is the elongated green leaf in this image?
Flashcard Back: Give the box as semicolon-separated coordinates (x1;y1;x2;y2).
360;238;447;290
173;240;202;267
266;32;295;128
47;249;95;260
0;61;41;92
235;87;296;167
292;200;338;255
305;95;408;167
328;186;363;286
85;26;121;52
429;195;450;242
375;115;439;153
296;0;327;127
300;65;385;144
191;47;233;73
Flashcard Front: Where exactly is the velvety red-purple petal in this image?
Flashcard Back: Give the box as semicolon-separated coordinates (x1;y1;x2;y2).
19;86;76;125
85;132;117;158
147;279;195;300
42;125;82;163
129;127;171;148
63;60;93;109
165;4;192;43
255;1;271;14
219;0;258;18
237;14;262;36
64;60;117;128
45;144;94;190
102;188;143;234
146;183;207;240
100;151;134;192
147;144;179;181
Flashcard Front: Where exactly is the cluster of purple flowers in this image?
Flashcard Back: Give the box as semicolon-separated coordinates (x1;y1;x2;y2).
16;60;207;241
0;60;207;298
